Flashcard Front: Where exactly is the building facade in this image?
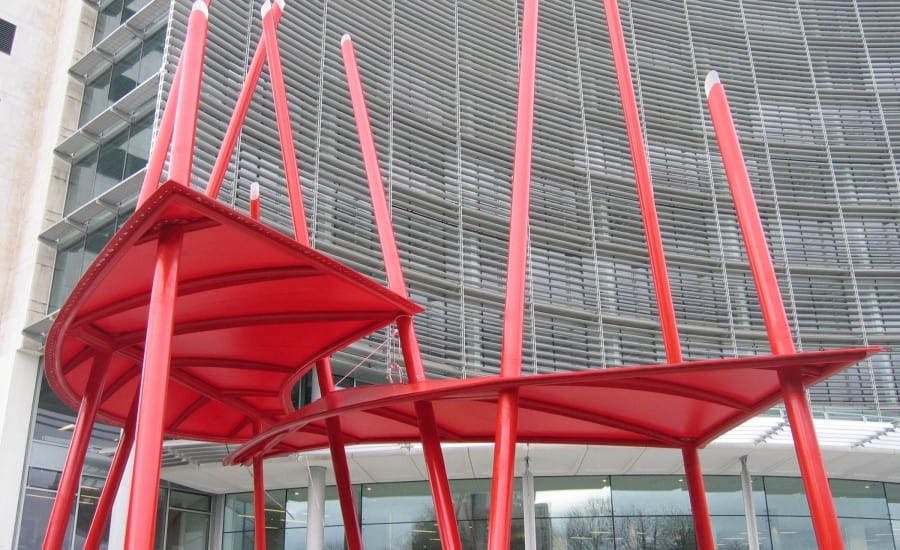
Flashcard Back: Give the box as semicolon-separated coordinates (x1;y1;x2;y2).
2;0;900;548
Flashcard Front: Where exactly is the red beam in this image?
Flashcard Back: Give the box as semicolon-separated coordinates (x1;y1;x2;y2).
43;352;110;550
137;59;182;207
516;396;683;446
84;398;138;549
206;2;283;199
704;71;794;355
74;266;320;327
169;1;209;187
340;34;460;550
261;0;309;245
603;0;682;363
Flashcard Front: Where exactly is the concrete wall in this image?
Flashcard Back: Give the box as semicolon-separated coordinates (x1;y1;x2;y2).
0;0;92;546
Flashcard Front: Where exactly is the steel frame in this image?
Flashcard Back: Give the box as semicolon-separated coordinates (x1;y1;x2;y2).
41;1;869;549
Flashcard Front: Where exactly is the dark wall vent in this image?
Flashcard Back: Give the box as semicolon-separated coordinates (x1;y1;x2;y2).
0;19;16;55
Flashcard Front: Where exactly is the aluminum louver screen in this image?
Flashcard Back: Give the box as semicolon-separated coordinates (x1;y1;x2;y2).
153;0;898;414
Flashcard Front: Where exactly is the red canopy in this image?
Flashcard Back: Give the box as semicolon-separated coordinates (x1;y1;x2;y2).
44;182;421;442
225;346;881;465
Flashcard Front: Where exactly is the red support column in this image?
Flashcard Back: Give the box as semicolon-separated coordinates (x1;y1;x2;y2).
261;0;309;245
315;359;363;550
205;1;283;199
603;0;683;364
780;371;844;549
253;457;267;550
43;352;110;550
682;447;716;550
705;70;843;550
124;227;184;550
83;399;138;550
489;0;539;546
340;34;461;550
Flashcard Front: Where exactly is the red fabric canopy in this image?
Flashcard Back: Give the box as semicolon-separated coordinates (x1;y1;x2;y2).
225;347;881;465
45;182;421;442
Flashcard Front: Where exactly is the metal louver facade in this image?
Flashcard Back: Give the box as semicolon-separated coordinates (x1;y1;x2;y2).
158;0;899;415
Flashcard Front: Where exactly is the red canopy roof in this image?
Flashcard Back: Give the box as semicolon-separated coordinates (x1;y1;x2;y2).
45;182;421;442
225;347;881;465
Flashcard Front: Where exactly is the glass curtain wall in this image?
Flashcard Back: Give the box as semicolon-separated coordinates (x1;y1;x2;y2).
221;476;900;549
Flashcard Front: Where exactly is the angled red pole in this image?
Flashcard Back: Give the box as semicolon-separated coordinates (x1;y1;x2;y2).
137;61;183;207
83;398;139;550
705;71;843;549
601;2;718;546
253;457;267;550
261;0;309;244
603;0;682;364
253;3;360;544
314;358;364;550
43;352;111;550
682;447;716;550
205;0;284;199
340;34;461;550
489;0;539;547
124;226;184;550
249;182;261;220
169;0;209;187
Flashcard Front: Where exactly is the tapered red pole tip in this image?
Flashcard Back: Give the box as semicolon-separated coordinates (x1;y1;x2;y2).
275;0;285;10
250;182;260;200
341;33;352;45
705;70;720;98
191;0;208;17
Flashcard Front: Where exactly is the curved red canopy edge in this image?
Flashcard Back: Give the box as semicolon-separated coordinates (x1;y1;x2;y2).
44;182;422;442
224;346;882;465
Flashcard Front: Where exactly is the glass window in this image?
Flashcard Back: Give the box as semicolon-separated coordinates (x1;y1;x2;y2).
769;516;816;549
705;475;767;516
830;479;889;519
224;490;287;549
125;113;153;177
614;515;695;549
108;46;142;103
94;130;129;194
533;476;612;518
762;477;810;517
839;518;894;549
93;0;125;45
450;478;522;521
49;240;85;312
361;480;434;525
64;151;99;215
887;483;900;520
18;487;72;550
547;516;614;549
123;0;151;21
166;509;211;550
611;475;692;516
711;514;773;550
79;68;112;125
138;27;166;83
170;490;212;513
